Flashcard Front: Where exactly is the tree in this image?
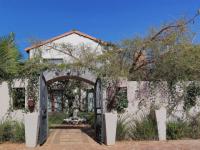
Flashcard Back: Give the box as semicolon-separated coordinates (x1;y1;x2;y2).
117;10;200;81
0;33;21;81
103;10;200;115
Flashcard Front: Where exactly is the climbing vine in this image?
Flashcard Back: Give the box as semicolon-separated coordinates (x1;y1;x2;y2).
184;82;200;111
115;87;128;113
27;76;39;112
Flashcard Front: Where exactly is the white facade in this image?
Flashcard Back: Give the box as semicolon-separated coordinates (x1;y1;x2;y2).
29;32;104;63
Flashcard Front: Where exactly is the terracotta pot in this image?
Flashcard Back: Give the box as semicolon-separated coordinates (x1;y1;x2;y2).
27;99;35;113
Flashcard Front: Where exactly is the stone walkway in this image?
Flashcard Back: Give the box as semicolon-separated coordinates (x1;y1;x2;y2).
1;129;200;150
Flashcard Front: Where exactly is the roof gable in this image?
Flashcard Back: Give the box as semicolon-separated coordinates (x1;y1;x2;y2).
25;30;107;52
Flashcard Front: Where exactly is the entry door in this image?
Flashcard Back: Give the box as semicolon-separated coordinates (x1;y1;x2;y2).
38;74;48;145
94;78;104;143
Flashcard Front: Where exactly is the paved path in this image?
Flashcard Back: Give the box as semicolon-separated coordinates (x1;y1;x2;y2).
1;129;200;150
42;128;105;150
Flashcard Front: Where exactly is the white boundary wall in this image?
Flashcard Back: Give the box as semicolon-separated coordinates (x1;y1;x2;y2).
0;82;10;121
1;79;200;123
118;80;200;121
0;79;28;123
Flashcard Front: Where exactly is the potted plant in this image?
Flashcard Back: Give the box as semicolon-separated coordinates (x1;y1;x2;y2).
104;82;128;145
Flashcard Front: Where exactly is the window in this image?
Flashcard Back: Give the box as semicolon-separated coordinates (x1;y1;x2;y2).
12;88;25;110
43;58;63;64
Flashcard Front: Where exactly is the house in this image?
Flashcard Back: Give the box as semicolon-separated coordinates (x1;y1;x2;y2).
0;30;108;121
1;29;198;146
0;29;190;124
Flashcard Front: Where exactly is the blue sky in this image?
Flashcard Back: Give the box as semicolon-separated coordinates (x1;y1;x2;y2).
0;0;200;59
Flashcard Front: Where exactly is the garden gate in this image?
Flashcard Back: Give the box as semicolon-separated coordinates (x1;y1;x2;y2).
94;78;104;144
37;71;105;145
38;74;48;145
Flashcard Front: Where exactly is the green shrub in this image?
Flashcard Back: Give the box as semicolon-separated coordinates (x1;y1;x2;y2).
86;113;95;127
167;121;189;140
78;111;88;118
12;121;25;142
48;112;67;127
167;118;200;140
78;112;95;127
187;117;200;139
116;88;128;113
129;113;158;140
115;112;200;141
0;120;13;142
0;120;25;143
116;115;130;141
184;82;200;111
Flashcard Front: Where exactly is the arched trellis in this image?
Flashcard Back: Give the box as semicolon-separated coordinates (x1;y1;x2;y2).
38;70;105;145
47;75;95;85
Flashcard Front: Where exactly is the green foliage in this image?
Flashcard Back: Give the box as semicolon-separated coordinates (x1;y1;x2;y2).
0;120;25;143
26;76;39;112
167;118;200;140
117;14;200;89
167;121;189;140
129;112;158;140
187;117;200;139
184;82;200;111
11;88;25;110
48;112;67;127
86;113;95;127
12;121;25;142
78;112;95;127
167;116;200;140
0;33;21;81
146;43;200;86
116;115;130;141
0;120;13;142
117;111;158;141
62;80;83;114
116;114;200;141
116;88;128;113
116;114;158;141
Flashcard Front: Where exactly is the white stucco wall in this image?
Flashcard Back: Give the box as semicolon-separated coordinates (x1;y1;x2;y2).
0;82;10;121
125;81;200;121
127;81;140;114
125;81;172;118
1;78;200;123
0;79;28;122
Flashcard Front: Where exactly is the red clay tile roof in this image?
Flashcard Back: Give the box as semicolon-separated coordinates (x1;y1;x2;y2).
25;30;107;52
